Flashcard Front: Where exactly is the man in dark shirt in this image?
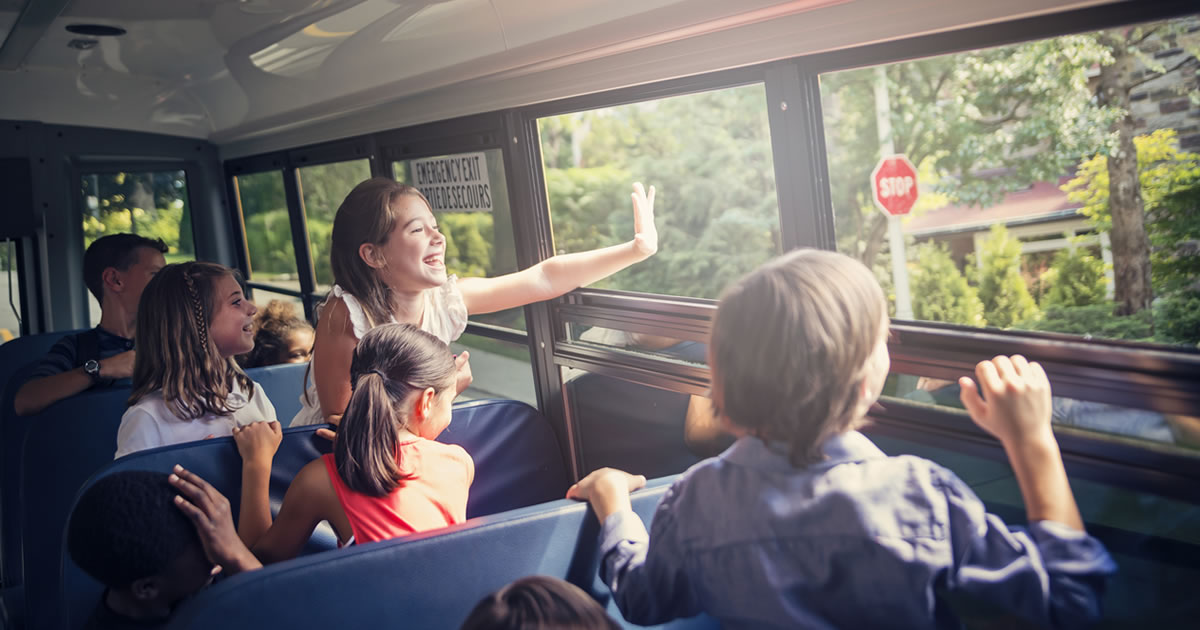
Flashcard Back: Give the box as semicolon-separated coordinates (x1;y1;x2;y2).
13;234;166;416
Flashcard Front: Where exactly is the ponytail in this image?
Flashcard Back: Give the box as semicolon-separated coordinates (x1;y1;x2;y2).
335;371;410;497
334;323;456;497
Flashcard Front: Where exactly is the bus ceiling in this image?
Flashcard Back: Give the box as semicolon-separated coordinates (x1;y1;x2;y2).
1;0;1121;153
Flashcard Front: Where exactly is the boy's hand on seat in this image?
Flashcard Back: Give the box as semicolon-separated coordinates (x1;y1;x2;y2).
959;355;1054;448
568;468;646;522
170;465;262;575
232;421;282;468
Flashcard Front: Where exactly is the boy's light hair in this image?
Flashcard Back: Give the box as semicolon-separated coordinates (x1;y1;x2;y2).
711;249;886;466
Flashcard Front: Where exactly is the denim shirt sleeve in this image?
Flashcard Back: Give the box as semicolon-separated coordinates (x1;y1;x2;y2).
938;467;1116;629
598;496;701;625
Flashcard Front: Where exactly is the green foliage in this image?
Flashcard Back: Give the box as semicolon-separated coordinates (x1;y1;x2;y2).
539;84;780;298
1040;243;1107;308
439;212;493;278
81;171;193;258
242;208;296;277
1063;129;1200;297
910;243;986;326
1022;303;1154;341
1155;291;1200;347
974;224;1039;328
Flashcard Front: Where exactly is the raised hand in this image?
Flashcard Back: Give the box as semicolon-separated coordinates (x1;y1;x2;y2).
630;182;658;258
232;421;282;468
169;465;262;575
959;355;1053;448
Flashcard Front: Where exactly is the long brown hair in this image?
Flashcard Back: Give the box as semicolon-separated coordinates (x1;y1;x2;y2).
335;323;456;497
328;177;433;328
128;262;255;419
711;249;886;466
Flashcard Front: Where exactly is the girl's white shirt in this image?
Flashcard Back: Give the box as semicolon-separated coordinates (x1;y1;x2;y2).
115;379;277;459
290;278;468;427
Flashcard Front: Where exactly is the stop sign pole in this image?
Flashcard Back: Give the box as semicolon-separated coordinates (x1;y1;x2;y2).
871;67;914;320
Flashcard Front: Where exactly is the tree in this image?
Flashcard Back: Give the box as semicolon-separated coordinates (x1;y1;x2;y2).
973;224;1039;328
82;170;192;259
1064;129;1200;296
910;242;986;326
1040;241;1107;309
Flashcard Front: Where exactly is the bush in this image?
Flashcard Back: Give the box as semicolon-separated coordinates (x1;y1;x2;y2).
1040;243;1107;309
1155;292;1200;347
974;224;1039;328
1021;303;1154;341
911;243;986;326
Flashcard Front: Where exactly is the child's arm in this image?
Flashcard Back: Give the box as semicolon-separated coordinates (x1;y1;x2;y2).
568;468;700;624
252;459;346;564
458;183;656;315
311;298;360;424
231;421;282;546
959;355;1082;530
169;465;262;576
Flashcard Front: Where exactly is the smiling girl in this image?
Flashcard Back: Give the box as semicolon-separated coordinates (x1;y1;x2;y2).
115;262;278;458
293;177;657;426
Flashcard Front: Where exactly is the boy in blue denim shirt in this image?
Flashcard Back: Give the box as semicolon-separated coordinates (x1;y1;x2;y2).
569;249;1115;629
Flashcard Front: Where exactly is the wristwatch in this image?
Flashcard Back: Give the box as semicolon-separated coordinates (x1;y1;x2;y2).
83;359;102;384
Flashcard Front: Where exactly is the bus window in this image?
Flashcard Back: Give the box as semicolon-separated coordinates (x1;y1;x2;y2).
394;149;524;331
296;159;372;290
819;14;1200;350
235;171;301;296
884;370;1200;454
449;332;536;407
0;240;19;342
570;323;707;365
81;169;193;325
537;83;782;299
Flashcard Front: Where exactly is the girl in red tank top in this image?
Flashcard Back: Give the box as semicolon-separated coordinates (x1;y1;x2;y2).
231;323;472;562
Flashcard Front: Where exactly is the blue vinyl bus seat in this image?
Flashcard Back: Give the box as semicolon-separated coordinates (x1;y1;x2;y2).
0;330;85;398
39;399;563;629
243;363;307;427
164;476;718;630
58;426;336;630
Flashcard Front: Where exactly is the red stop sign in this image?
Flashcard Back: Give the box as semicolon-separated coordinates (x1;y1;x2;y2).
871;155;919;216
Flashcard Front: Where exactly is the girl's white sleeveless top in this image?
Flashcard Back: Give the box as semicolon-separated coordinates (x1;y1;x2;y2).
290;279;468;427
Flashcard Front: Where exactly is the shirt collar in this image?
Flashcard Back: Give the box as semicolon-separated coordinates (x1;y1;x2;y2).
721;431;886;473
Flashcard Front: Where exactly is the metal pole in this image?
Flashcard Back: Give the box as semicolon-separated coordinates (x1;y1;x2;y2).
873;66;913;320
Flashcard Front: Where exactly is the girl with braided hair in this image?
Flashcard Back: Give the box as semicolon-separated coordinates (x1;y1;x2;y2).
115;262;280;459
232;323;468;561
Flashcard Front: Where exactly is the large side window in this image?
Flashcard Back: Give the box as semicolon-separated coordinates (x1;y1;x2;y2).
80;169;193;324
537;83;782;299
297;159;372;291
819;15;1199;349
234;170;304;312
819;16;1200;452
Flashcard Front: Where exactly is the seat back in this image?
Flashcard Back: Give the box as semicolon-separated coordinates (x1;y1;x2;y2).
435;399;569;518
50;399;565;629
244;363;308;427
0;330;83;398
59;426;335;630
18;386;132;630
165;477;718;630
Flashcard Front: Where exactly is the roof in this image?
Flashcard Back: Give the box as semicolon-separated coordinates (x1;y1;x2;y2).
904;175;1081;237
